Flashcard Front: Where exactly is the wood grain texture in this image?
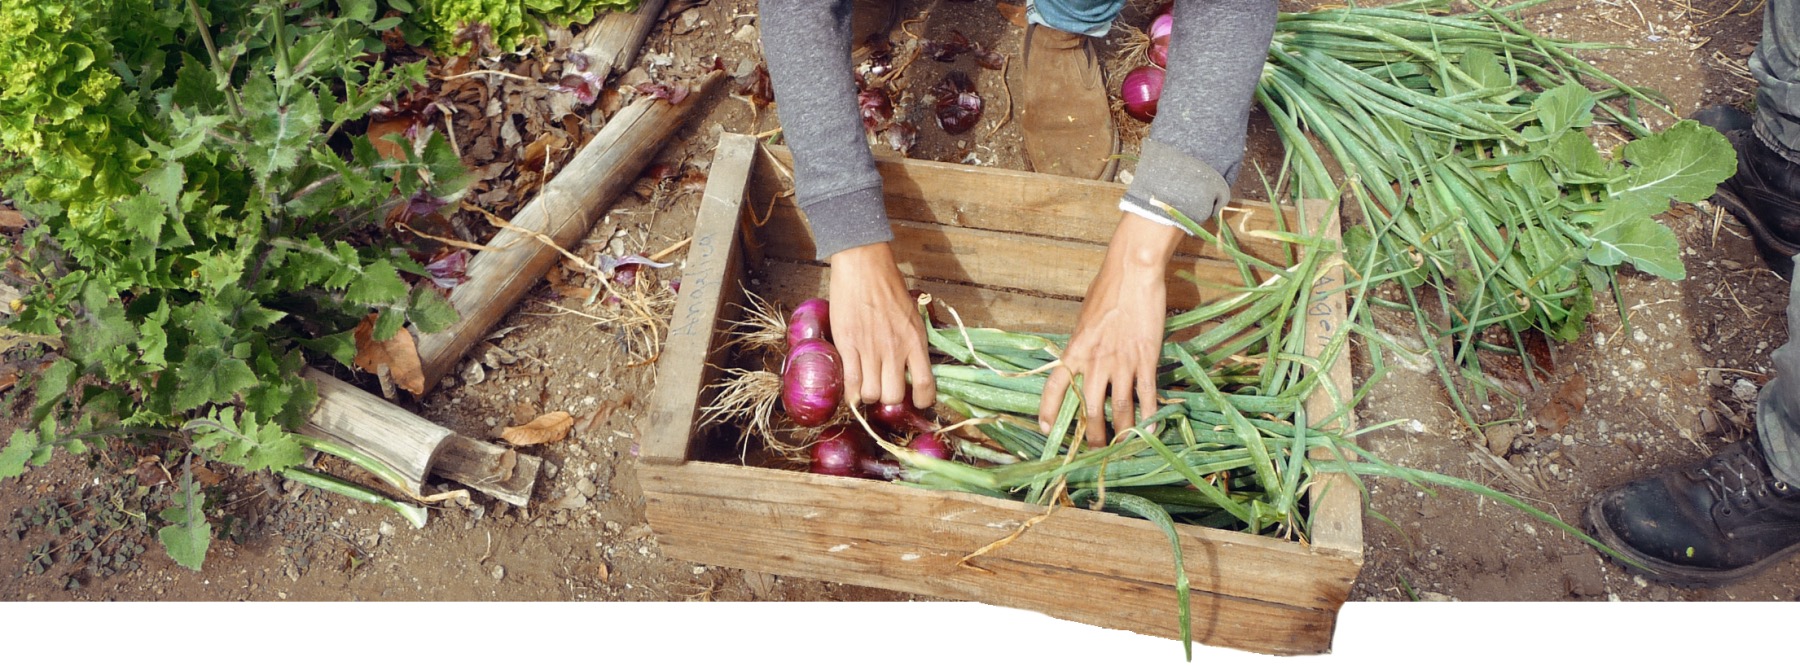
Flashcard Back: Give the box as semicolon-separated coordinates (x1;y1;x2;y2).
757;260;1086;335
759;144;1297;265
1299;200;1363;558
415;71;724;390
300;369;443;495
571;0;667;80
643;463;1356;655
640;132;758;465
301;369;540;506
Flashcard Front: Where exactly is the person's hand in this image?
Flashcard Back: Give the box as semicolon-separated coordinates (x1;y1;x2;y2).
1039;212;1184;446
828;242;936;409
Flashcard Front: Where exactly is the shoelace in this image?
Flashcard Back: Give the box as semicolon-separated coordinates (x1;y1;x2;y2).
1696;448;1771;512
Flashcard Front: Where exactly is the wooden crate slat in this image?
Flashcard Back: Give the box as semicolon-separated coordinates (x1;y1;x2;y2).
643;465;1345;656
758;260;1085;334
643;462;1358;611
642;132;758;465
758;145;1296;266
758;216;1270;310
1300;201;1363;558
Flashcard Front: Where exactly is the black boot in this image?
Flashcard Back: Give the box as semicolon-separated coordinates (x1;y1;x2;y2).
1694;106;1800;277
1585;439;1800;585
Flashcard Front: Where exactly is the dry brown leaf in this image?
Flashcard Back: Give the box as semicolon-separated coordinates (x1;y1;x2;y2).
351;313;427;396
367;116;416;161
501;411;574;446
0;210;27;230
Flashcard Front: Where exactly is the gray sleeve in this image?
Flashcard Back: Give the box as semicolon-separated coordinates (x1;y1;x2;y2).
1122;0;1277;225
759;0;894;260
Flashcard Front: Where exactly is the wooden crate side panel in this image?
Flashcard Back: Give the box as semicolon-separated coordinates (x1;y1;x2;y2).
758;261;1085;334
642;464;1347;656
643;133;758;465
757;217;1270;311
1298;201;1363;558
642;463;1358;611
758;145;1297;266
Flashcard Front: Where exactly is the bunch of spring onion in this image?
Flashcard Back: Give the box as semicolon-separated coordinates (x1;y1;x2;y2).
1249;0;1734;427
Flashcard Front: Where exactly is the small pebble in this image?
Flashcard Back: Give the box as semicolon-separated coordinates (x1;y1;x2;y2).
491;565;506;581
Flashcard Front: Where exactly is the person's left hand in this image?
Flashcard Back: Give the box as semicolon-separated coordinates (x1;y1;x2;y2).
1039;211;1185;447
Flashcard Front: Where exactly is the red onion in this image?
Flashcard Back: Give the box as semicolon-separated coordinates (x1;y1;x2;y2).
871;400;937;434
1148;12;1172;68
886;121;919;155
924;30;973;62
810;426;867;476
1121;66;1164;122
782;338;844;427
908;431;952;461
787;298;831;348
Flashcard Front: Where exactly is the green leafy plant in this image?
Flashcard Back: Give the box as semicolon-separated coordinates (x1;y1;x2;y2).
408;0;639;55
0;0;467;570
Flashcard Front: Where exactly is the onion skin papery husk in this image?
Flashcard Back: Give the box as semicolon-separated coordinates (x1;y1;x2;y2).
782;338;845;427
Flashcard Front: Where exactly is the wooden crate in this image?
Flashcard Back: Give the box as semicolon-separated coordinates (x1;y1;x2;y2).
641;133;1362;656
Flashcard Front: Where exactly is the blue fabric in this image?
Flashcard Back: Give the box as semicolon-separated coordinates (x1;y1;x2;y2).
1026;0;1125;37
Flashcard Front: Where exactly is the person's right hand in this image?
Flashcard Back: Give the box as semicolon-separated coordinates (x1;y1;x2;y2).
828;242;936;409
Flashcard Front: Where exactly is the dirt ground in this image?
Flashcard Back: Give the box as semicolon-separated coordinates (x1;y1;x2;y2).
3;0;1795;650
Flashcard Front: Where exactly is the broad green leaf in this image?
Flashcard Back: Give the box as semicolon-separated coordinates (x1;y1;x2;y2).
65;282;134;370
1458;48;1511;92
342;0;377;24
1546;131;1612;183
1584;203;1686;280
346;258;409;305
1615;120;1738;207
373;304;405;340
157;463;211;571
409;286;459;334
0;429;41;479
139;300;172;370
305;329;359;368
138;162;186;219
174;346;259;411
240;77;323;184
114;192;166;244
1524;82;1595;142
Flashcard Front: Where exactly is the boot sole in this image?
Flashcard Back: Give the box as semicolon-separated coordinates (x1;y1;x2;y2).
1582;498;1800;587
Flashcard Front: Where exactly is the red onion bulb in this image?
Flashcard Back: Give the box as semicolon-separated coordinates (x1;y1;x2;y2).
1148;12;1172;68
871;400;938;434
908;431;952;461
811;426;867;476
1121;66;1164;122
782;338;844;427
787;298;831;348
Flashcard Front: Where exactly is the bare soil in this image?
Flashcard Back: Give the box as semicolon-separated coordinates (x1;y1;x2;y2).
2;0;1794;641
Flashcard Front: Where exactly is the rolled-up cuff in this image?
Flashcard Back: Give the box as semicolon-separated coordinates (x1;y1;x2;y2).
803;185;894;260
1122;138;1234;228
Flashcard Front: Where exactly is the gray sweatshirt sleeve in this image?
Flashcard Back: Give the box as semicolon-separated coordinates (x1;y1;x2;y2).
759;0;894;261
1121;0;1277;226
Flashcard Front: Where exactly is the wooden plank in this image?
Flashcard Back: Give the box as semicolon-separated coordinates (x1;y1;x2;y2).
758;144;1297;266
415;71;725;391
756;216;1269;311
641;132;759;465
571;0;667;82
1300;201;1363;558
757;260;1085;335
300;370;444;496
642;462;1355;655
300;369;542;506
431;435;542;508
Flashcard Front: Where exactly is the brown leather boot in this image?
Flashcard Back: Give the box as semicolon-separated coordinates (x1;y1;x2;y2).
1019;23;1120;181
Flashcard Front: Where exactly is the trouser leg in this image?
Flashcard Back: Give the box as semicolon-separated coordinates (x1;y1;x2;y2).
1757;258;1800;486
1752;0;1800;160
1027;0;1127;37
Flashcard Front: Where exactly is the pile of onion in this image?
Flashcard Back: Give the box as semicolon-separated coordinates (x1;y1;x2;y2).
1121;9;1172;122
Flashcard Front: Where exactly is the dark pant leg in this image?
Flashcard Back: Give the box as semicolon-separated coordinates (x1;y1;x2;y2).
1753;0;1800;159
1758;257;1800;485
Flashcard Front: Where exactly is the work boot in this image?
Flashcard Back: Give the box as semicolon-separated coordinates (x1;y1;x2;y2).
850;0;898;59
1585;438;1800;586
1694;105;1800;277
1018;23;1120;181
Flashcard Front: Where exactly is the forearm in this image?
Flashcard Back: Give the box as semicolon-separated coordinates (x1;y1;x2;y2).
1122;0;1277;226
759;0;894;259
